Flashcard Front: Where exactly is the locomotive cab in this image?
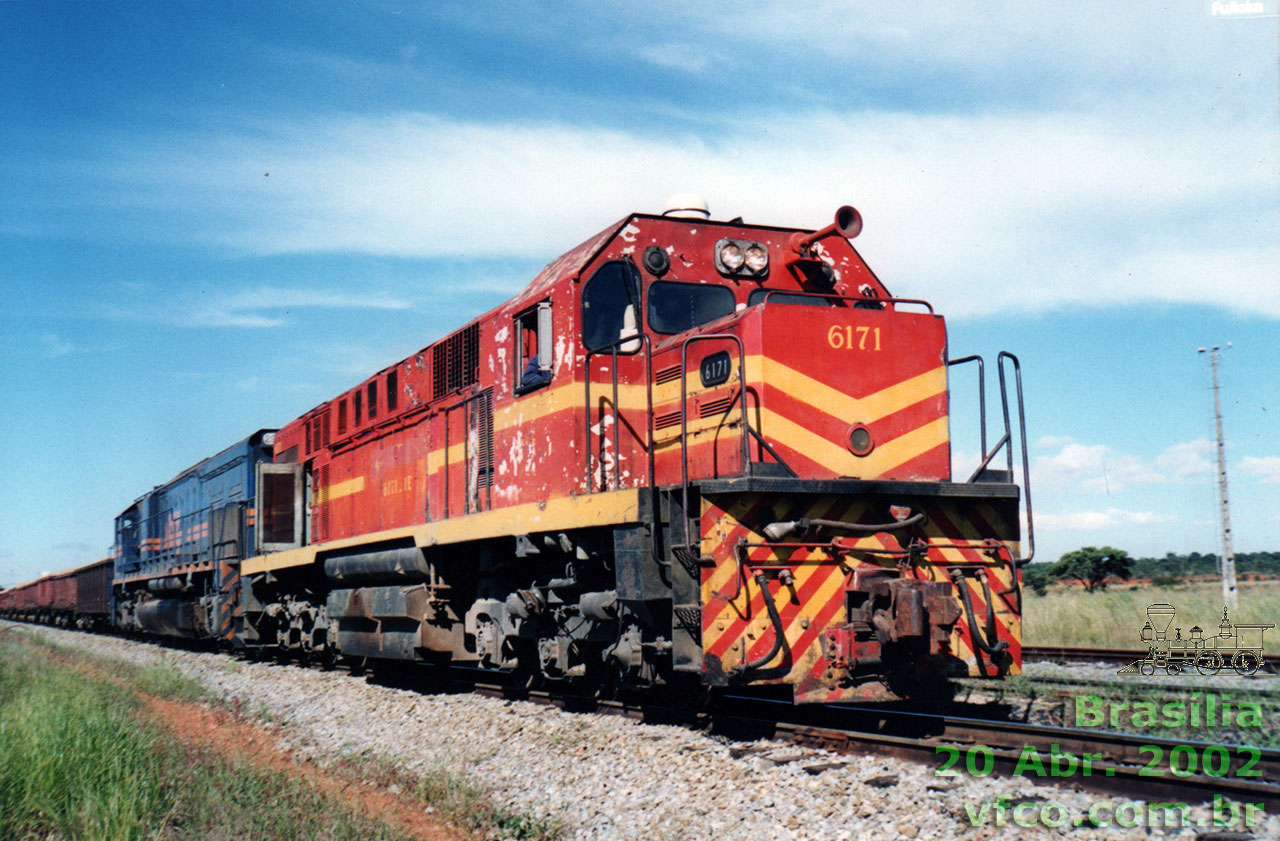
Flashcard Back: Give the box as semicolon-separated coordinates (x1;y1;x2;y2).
575;204;1028;702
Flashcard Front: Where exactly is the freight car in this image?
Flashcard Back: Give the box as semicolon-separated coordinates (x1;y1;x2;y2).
12;197;1033;706
0;558;113;630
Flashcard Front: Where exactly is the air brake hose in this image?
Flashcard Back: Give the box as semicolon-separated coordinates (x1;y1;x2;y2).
763;512;925;542
950;569;1009;658
732;572;789;677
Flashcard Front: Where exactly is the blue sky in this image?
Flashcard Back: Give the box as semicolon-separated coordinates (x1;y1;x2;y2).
1;1;1277;586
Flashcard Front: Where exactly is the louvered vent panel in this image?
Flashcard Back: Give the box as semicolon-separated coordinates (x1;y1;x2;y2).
320;410;330;447
432;343;447;400
304;420;314;455
654;365;682;385
654;411;683;430
476;388;494;490
314;465;330;542
699;397;735;418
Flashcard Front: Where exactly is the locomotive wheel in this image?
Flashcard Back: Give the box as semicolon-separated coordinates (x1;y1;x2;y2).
1233;651;1260;676
1139;661;1156;676
1196;651;1223;676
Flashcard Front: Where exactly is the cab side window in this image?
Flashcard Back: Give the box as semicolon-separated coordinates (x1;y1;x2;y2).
581;260;641;353
515;301;553;394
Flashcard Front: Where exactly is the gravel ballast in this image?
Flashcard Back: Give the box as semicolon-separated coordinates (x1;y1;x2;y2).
7;621;1276;841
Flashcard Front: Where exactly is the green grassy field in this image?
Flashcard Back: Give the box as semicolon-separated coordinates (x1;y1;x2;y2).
1022;578;1280;653
0;626;569;841
0;629;420;841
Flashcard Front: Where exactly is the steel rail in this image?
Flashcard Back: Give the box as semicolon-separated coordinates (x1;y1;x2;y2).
1023;645;1280;672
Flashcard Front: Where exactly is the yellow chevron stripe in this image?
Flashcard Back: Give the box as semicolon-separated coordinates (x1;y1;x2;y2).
758;411;948;477
753;358;947;423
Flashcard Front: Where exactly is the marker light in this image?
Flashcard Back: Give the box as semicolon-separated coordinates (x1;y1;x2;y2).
848;425;873;456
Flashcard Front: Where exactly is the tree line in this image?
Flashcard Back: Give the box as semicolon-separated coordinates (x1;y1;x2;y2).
1023;549;1280;596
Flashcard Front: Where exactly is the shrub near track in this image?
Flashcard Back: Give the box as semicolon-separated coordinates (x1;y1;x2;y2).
0;629;417;841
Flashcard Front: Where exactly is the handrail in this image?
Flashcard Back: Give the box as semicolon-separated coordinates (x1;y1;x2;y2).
753;288;935;314
997;352;1034;565
680;334;749;554
949;352;1034;566
947;355;987;458
583;333;654;493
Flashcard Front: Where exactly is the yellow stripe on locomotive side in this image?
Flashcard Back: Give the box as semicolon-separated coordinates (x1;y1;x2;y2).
241;488;643;576
313;475;365;504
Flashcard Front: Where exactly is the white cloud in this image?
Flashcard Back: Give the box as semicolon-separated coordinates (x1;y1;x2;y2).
1034;438;1217;493
633;43;716;73
105;285;413;329
1239;456;1280;484
1037;508;1177;531
1153;438;1213;481
39;105;1277;319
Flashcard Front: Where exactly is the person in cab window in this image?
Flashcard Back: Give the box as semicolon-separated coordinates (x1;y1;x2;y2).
521;352;551;388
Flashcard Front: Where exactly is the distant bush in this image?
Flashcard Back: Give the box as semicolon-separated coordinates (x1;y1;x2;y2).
1150;573;1181;588
1050;546;1133;592
1022;564;1051;597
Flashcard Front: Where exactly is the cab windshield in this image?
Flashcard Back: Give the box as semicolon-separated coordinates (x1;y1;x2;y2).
647;281;735;334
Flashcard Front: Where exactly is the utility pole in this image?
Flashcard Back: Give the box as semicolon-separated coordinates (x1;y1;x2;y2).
1198;344;1236;610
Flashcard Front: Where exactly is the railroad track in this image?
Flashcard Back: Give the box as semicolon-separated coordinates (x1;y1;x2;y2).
1023;645;1280;672
14;620;1280;813
711;696;1280;811
437;666;1280;811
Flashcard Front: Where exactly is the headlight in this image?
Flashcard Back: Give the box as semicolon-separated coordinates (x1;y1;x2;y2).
719;242;744;271
714;237;769;278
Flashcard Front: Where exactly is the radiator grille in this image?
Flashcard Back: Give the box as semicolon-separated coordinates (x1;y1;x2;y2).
433;323;480;399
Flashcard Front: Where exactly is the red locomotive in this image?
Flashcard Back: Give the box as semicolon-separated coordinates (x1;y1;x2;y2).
240;196;1032;702
4;197;1032;704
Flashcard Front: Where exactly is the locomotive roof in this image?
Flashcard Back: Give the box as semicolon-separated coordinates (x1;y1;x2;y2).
288;208;878;421
120;428;276;514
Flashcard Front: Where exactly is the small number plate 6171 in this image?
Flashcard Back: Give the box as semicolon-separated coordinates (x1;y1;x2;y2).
699;351;732;387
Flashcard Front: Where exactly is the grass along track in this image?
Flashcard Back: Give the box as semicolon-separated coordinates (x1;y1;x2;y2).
0;625;562;841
